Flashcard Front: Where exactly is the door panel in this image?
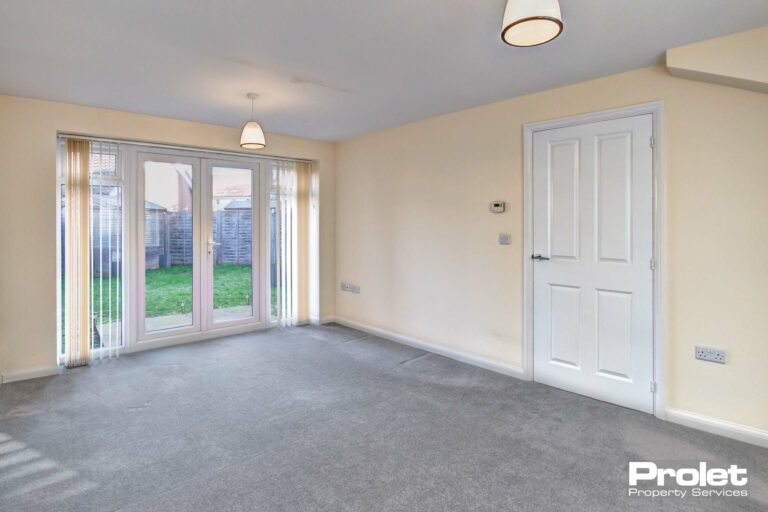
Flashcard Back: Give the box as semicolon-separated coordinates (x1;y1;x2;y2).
595;289;632;379
549;284;581;368
550;140;580;260
596;133;632;263
532;114;654;413
139;155;200;336
205;161;261;327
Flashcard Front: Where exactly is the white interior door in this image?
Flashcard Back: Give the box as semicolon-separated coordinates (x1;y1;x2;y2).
532;114;654;413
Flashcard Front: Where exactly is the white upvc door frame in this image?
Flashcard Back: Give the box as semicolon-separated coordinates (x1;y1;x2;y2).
135;150;203;343
522;101;666;419
56;137;285;359
262;162;276;327
201;157;266;330
127;146;277;354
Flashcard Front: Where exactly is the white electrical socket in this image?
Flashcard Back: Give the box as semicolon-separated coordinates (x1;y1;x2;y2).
340;282;360;294
695;345;725;364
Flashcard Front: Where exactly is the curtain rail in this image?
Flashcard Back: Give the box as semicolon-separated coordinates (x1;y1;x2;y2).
57;132;313;164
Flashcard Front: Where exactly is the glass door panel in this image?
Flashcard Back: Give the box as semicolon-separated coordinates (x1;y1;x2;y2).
142;158;197;333
210;166;254;323
137;152;264;343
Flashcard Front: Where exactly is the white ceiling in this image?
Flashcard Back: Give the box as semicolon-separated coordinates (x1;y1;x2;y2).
1;1;766;141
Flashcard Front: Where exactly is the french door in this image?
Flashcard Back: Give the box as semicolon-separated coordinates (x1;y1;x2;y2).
204;160;262;328
137;151;266;342
57;137;306;362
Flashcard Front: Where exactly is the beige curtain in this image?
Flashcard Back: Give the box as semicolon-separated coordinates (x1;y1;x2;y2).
64;139;91;367
295;162;310;325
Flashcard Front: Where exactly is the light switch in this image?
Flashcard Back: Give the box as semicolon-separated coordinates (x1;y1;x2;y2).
499;233;511;245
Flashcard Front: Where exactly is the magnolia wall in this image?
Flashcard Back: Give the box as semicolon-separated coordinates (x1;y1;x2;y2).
1;63;767;435
335;65;768;431
0;94;336;379
667;26;768;94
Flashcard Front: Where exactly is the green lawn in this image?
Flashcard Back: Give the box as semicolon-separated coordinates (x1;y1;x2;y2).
87;264;265;323
90;276;123;323
212;264;256;311
62;264;275;353
143;264;194;318
144;264;254;318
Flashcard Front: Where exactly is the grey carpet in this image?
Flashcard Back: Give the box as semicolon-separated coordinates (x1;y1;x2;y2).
0;323;765;511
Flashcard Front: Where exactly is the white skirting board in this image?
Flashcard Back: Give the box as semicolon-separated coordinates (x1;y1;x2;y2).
0;365;59;385
325;316;527;380
665;408;768;449
323;316;768;449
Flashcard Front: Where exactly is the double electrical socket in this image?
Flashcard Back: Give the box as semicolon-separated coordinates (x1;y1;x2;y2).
340;282;360;294
695;345;725;364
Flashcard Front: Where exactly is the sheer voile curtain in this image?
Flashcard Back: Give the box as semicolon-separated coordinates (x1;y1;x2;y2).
273;161;311;326
62;139;123;368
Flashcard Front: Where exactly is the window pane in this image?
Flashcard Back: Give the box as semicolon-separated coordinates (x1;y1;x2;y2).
144;161;194;331
58;142;124;356
90;184;123;350
270;172;278;320
59;184;66;354
212;167;253;322
89;141;119;177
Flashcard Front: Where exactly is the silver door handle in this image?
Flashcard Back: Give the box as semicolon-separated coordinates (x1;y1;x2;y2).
531;254;550;261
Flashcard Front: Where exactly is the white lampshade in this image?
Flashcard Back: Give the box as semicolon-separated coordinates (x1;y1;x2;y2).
240;120;266;149
501;0;563;47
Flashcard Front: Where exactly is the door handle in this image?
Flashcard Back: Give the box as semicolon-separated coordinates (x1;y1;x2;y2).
531;254;550;261
207;238;220;256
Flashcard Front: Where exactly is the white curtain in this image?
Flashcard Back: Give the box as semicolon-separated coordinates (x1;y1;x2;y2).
274;161;310;326
63;139;122;367
89;141;122;362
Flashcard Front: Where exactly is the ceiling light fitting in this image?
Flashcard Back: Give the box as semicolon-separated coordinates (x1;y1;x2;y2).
240;92;266;149
501;0;563;47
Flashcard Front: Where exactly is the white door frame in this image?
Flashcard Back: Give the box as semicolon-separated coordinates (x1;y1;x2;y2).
136;151;203;342
128;145;277;354
522;101;666;419
201;158;264;330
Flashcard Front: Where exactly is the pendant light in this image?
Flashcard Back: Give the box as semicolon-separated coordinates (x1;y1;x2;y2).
501;0;563;47
240;93;266;149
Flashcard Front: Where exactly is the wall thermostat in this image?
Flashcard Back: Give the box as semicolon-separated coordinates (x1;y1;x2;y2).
489;201;506;213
